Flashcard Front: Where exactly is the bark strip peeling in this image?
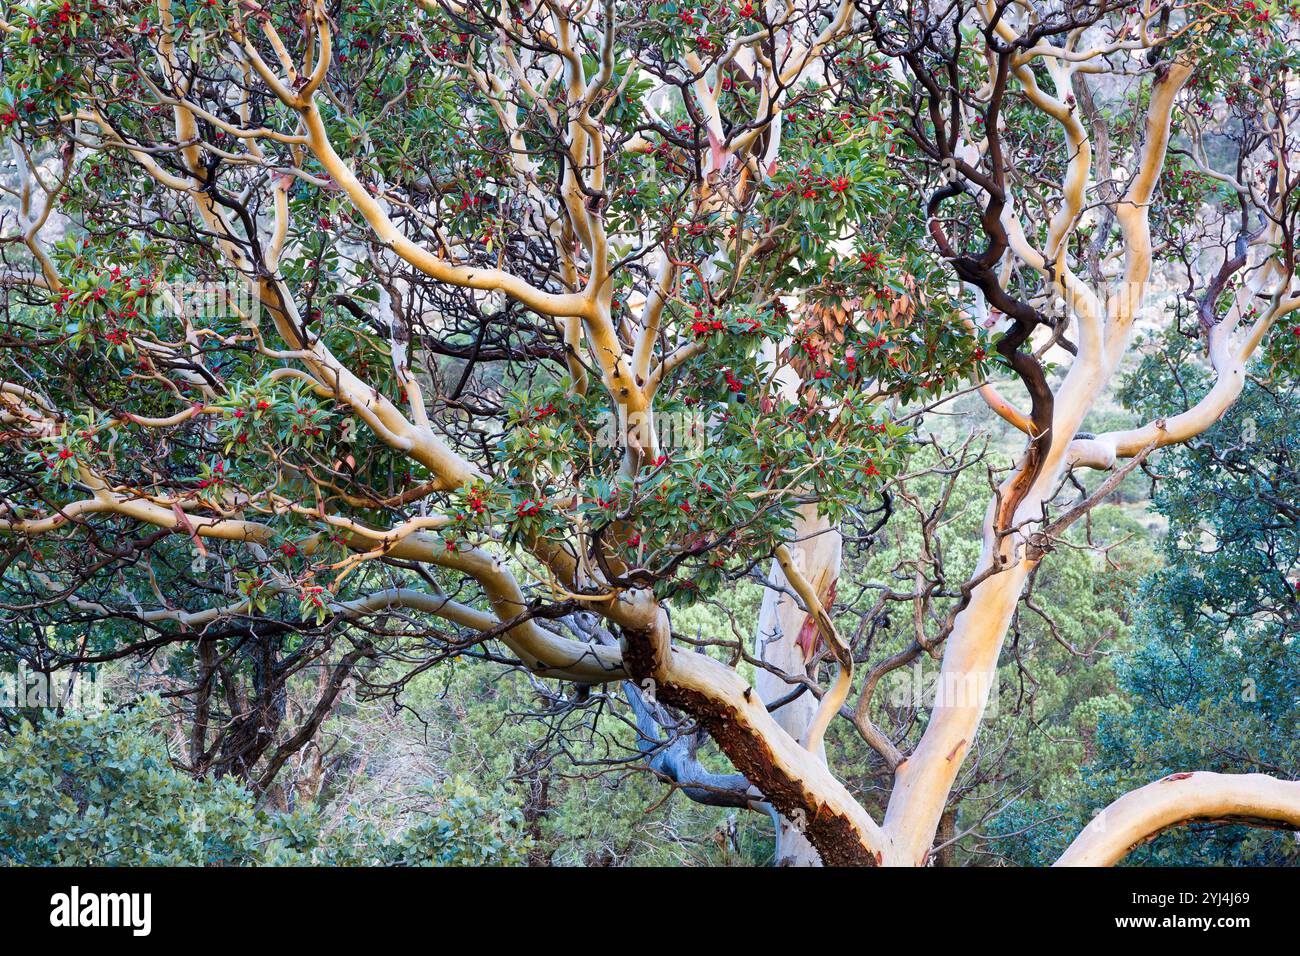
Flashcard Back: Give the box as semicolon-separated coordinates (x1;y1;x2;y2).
619;624;880;866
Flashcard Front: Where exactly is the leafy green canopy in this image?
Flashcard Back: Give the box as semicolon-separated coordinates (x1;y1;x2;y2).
0;0;987;613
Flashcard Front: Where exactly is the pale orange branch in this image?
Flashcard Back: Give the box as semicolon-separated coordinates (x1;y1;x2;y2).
1056;772;1300;867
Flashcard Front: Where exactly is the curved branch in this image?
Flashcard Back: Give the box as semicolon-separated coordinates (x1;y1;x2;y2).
1055;772;1300;867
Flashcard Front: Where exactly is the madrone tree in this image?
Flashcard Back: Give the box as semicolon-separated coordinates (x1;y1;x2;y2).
0;0;1297;865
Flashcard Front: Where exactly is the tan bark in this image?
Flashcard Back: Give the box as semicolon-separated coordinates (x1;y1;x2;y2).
754;506;842;866
1056;773;1300;867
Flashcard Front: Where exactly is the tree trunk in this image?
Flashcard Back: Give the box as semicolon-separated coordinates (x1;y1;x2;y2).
754;505;841;866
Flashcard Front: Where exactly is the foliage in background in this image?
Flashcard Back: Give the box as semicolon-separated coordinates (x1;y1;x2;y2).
0;699;529;866
991;342;1300;865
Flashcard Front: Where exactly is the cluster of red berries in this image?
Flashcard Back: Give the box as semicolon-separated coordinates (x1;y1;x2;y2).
690;308;726;337
291;407;325;438
774;167;856;201
197;461;227;490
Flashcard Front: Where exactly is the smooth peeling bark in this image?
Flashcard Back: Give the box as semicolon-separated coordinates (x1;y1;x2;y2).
754;505;843;865
881;372;1106;864
664;649;890;866
876;58;1200;868
1056;772;1300;866
618;603;891;866
881;547;1031;864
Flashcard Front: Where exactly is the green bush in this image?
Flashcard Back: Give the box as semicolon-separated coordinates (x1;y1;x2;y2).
0;699;529;866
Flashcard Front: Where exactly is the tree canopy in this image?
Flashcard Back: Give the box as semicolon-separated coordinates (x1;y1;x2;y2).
1;0;1298;866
